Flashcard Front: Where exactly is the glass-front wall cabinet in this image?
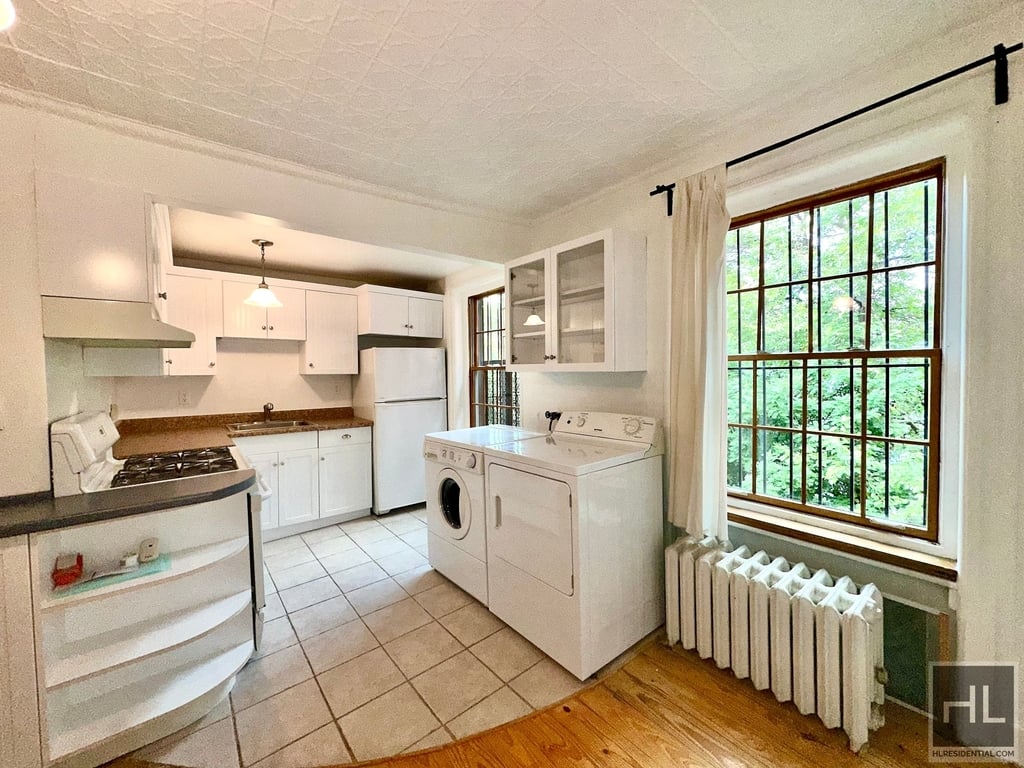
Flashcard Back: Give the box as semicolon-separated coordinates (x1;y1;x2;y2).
555;239;606;365
506;229;646;373
508;255;548;366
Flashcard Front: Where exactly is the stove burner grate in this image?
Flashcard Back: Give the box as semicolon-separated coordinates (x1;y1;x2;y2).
111;446;238;488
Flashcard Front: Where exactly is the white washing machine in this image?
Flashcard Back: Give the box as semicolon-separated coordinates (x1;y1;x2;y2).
423;425;542;604
483;412;664;680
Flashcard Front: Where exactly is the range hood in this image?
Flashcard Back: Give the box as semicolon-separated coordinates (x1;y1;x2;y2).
41;296;195;348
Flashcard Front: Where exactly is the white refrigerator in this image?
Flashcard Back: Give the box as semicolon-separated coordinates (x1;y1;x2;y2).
353;347;448;514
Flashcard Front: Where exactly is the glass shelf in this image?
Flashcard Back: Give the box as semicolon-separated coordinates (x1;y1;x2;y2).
512;295;546;306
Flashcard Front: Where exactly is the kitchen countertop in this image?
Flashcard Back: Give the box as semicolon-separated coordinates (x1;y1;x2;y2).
0;469;256;538
113;407;373;457
0;408;369;538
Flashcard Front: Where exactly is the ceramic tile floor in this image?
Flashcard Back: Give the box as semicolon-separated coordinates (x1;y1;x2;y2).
116;507;588;768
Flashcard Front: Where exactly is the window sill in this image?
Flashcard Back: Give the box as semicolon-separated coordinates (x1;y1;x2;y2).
727;507;958;582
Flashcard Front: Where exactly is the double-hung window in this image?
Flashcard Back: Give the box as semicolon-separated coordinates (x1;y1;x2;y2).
469;288;521;427
726;159;944;541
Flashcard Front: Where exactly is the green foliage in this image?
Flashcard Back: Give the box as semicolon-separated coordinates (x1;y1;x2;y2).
726;178;938;529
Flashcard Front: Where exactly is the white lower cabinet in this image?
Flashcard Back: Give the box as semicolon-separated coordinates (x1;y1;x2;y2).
0;536;41;768
247;453;280;530
276;448;319;527
319;429;372;518
234;428;372;534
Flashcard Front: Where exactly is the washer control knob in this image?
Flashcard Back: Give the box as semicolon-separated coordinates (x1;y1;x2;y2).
442;449;448;459
576;414;587;428
624;417;643;436
465;454;477;469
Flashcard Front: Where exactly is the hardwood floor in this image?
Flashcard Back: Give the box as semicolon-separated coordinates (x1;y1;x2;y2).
124;639;971;768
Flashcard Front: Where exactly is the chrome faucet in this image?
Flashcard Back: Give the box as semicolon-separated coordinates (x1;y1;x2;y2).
263;402;274;422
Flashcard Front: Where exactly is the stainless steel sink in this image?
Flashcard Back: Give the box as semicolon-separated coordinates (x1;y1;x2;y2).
228;420;315;432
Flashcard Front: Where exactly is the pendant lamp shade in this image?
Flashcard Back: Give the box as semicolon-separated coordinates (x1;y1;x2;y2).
523;313;545;326
245;239;283;308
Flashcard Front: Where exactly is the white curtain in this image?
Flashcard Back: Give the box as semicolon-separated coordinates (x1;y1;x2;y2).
667;166;732;539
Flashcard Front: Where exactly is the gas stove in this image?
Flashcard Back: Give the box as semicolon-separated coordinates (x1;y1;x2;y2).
111;447;238;488
50;412;246;497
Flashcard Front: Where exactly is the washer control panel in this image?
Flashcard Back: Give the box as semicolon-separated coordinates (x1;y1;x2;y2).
423;440;483;474
554;412;660;445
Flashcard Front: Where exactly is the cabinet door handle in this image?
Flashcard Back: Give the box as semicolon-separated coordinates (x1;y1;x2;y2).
209;362;216;367
262;325;267;330
165;359;172;364
494;495;502;528
269;326;275;331
342;433;351;439
309;363;314;368
279;461;285;466
321;456;326;461
157;291;167;299
272;462;278;467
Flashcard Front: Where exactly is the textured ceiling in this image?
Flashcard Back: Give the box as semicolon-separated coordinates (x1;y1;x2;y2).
0;0;1008;218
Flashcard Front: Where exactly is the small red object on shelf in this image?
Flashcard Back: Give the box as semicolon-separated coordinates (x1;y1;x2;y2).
52;553;84;588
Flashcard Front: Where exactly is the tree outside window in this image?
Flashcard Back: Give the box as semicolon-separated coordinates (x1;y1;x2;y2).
726;160;943;540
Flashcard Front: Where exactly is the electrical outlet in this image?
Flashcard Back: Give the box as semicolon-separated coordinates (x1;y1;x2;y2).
178;389;192;407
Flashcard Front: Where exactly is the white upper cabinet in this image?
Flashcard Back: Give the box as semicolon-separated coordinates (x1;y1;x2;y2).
407;296;444;338
162;273;219;375
356;285;443;338
222;281;306;340
301;290;358;374
506;229;646;373
36;171;149;302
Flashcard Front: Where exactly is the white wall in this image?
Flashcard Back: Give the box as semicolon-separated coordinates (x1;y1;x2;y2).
520;12;1024;681
0;98;523;496
443;263;505;430
0;112;50;495
113;339;354;419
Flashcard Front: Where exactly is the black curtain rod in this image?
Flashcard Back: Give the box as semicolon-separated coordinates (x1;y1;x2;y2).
650;42;1023;216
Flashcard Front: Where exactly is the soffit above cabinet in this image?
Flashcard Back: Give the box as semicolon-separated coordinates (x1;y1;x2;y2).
0;1;1006;217
168;207;478;290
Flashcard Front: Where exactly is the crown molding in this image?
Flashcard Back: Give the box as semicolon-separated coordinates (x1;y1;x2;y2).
0;84;530;228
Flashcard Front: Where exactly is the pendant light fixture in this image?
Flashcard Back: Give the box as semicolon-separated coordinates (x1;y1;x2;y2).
245;239;283;308
523;278;544;326
0;0;15;32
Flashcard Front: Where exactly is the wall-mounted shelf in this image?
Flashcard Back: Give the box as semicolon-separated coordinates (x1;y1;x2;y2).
560;327;605;336
560;284;604;300
513;331;546;339
512;295;546;306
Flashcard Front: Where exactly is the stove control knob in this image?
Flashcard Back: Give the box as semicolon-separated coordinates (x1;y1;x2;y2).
465;454;477;469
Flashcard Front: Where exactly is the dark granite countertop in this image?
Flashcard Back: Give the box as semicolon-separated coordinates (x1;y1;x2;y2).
0;469;256;539
0;407;371;538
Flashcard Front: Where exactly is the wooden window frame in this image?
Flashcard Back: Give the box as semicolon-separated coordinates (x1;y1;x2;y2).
469;287;520;427
726;159;944;542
